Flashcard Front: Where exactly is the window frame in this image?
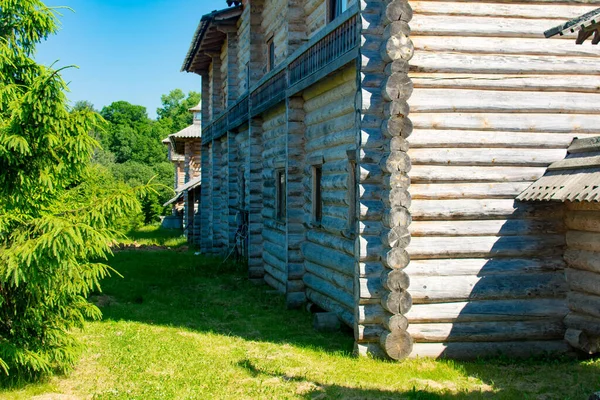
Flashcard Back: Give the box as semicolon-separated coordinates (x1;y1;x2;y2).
312;165;323;225
328;0;346;22
275;168;286;221
266;37;275;72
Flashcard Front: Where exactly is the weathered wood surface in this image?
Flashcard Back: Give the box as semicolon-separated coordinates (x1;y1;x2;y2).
408;320;565;343
410;273;567;303
406;299;569;323
408;235;565;259
410;219;563;237
405;258;565;277
410;341;570;360
411;182;531;199
410;200;564;220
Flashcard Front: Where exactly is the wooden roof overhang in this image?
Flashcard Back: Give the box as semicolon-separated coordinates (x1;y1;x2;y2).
545;8;600;45
518;137;600;203
181;6;242;74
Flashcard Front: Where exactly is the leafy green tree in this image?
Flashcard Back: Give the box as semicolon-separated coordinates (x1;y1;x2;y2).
157;89;201;132
0;0;145;381
99;101;167;165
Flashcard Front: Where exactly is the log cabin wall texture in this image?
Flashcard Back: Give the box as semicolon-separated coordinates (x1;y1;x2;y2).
564;202;600;353
404;0;600;359
237;2;251;95
301;65;358;328
262;0;288;66
261;104;289;293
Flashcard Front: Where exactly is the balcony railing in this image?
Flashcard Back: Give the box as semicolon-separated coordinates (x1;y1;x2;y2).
202;5;359;144
289;13;358;87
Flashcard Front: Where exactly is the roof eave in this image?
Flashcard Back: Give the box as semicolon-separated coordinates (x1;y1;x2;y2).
181;6;242;74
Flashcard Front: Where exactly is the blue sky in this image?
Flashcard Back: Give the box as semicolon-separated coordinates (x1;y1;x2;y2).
36;0;219;118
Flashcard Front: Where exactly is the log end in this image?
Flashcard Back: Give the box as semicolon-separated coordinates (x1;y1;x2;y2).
380;329;413;360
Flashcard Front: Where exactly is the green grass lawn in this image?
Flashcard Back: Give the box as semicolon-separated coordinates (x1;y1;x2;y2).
1;241;599;399
119;224;188;248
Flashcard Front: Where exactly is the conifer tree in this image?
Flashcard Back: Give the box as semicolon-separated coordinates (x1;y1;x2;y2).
0;0;146;381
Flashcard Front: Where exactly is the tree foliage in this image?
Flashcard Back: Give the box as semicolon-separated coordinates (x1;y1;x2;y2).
0;0;145;382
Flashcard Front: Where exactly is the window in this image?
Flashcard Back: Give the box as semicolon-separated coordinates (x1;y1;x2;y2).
276;169;286;220
312;165;323;224
328;0;347;22
267;38;275;72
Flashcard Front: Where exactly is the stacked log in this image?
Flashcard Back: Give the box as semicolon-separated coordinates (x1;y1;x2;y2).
247;117;265;282
403;0;600;359
352;0;414;359
200;142;214;253
261;105;288;293
286;96;307;308
262;0;288;63
301;66;357;329
564;202;600;354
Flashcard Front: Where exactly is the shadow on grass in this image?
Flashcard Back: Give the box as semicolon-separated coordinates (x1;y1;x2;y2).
96;250;600;399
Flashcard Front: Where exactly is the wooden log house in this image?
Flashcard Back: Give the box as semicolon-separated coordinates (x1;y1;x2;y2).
180;0;600;359
162;104;203;240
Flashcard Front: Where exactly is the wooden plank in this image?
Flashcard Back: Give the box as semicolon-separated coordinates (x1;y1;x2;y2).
411;2;599;20
410;273;567;303
564;249;600;274
410;182;531;199
410;52;600;75
408;235;565;259
408;129;577;149
565;312;600;336
565;211;600;233
408;320;565;343
410;219;564;237
406;299;569;323
303;273;355;310
566;268;600;297
568;291;600;319
410;165;546;183
411;15;574;38
405;258;566;277
410;89;600;114
411;113;600;133
410;341;570;360
411;37;600;57
567;230;600;252
409;148;566;166
410;199;564;220
306;288;354;326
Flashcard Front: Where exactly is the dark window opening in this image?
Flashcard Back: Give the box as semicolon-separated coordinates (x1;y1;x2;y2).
313;165;323;223
276;169;286;220
329;0;346;22
267;39;275;72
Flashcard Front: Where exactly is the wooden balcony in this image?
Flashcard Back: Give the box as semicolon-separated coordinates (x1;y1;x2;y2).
204;5;359;143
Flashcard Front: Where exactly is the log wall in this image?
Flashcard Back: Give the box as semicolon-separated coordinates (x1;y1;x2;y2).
263;0;288;66
305;0;359;38
237;1;251;95
355;0;414;360
301;65;357;327
564;201;600;354
184;139;202;243
261;104;288;293
403;0;600;359
200;142;214;253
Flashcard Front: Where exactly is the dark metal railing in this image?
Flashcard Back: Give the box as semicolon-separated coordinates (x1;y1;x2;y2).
250;69;286;116
202;6;359;144
289;13;359;86
213;112;228;138
228;92;249;129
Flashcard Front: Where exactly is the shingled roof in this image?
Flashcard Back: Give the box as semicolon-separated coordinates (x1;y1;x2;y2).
518;137;600;203
545;8;600;44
